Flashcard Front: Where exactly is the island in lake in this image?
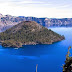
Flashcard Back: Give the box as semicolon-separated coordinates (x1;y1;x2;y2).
0;21;65;48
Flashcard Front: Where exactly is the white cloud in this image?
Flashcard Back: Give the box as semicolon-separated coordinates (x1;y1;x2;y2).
0;1;72;18
57;5;70;8
18;1;44;4
17;0;52;6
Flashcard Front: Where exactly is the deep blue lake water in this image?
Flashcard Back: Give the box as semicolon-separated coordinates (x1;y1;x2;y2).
0;27;72;72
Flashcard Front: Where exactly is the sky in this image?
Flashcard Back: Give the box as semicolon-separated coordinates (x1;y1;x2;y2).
0;0;72;18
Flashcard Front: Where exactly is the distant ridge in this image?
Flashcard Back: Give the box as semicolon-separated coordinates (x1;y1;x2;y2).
0;13;72;32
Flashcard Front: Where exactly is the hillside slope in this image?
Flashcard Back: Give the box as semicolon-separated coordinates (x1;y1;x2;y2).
0;21;65;48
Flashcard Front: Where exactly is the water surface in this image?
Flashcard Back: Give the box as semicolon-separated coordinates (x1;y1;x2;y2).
0;27;72;72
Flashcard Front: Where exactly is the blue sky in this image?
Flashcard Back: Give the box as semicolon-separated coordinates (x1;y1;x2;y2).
0;0;72;18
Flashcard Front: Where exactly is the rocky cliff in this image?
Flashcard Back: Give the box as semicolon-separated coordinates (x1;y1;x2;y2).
0;13;72;32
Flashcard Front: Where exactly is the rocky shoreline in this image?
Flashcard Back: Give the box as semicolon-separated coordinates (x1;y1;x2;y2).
1;36;65;48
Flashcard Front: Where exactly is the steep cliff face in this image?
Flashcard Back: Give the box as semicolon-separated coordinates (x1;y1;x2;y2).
18;17;72;27
0;13;72;32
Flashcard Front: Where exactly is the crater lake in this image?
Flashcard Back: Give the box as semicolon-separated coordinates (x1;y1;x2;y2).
0;27;72;72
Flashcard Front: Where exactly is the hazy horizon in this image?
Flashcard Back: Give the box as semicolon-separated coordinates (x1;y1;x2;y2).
0;0;72;18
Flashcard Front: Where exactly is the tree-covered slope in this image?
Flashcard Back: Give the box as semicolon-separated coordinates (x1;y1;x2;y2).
0;21;65;48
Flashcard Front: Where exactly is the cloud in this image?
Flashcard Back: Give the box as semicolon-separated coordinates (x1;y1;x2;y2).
0;0;72;18
57;5;70;8
17;0;52;5
19;1;44;4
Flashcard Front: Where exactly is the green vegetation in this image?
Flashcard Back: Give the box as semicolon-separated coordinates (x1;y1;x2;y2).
0;21;65;48
63;46;72;72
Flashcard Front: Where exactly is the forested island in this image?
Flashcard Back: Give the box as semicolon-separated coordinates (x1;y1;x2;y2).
0;21;65;48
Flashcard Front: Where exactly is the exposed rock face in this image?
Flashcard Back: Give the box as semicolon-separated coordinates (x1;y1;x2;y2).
0;13;72;32
0;14;22;32
0;21;65;48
